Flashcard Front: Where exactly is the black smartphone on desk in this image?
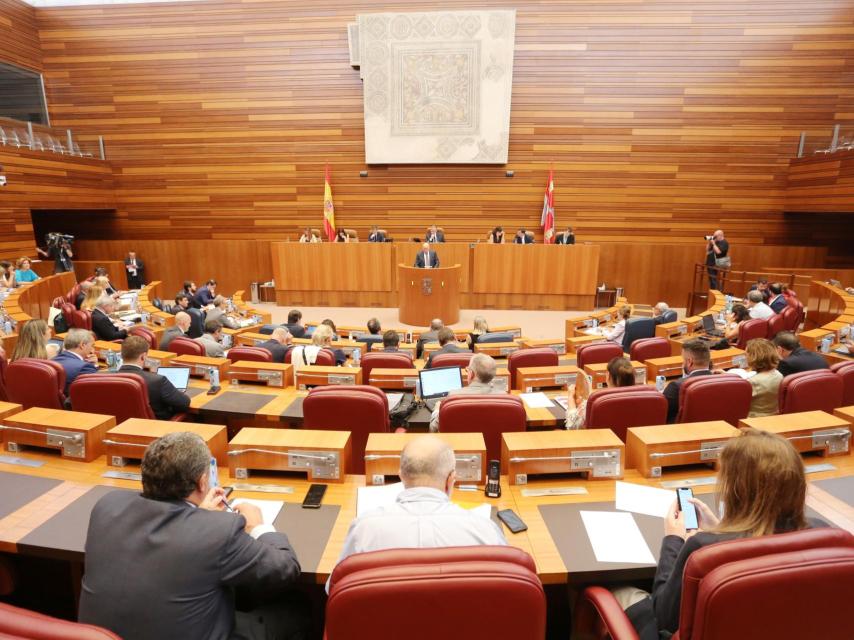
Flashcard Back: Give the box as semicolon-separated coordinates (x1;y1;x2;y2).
497;509;528;534
302;484;327;509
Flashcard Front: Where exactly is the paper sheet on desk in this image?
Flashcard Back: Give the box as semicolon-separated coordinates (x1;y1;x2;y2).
615;481;675;518
357;482;404;516
385;392;404;412
581;511;655;564
231;498;284;525
520;392;554;409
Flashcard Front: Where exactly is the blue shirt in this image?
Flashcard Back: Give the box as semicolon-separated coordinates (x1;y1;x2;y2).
15;269;39;283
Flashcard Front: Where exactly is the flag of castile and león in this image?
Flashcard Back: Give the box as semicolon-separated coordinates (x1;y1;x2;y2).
541;169;555;244
323;164;336;241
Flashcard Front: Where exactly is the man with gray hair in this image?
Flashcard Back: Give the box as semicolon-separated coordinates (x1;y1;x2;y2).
332;435;506;577
91;294;129;341
416;317;444;358
79;432;306;640
653;302;671;325
429;353;502;431
52;328;98;392
746;289;774;320
160;311;192;351
258;327;293;363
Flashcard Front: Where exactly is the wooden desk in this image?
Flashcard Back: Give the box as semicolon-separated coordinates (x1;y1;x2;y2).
104;419;228;466
398;263;461;326
364;432;487;485
2;407;115;463
584;361;647;388
294;366;362;389
516;365;579;392
520;338;567;355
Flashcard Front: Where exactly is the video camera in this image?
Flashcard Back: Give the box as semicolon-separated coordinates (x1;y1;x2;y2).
704;235;714;241
45;232;74;248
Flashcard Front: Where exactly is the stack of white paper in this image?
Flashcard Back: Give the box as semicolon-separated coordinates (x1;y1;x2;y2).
385;392;404;412
615;481;675;518
580;511;655;564
520;392;554;409
230;498;285;525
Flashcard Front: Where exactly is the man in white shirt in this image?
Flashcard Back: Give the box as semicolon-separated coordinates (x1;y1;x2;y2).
430;354;503;431
331;436;506;583
746;290;774;320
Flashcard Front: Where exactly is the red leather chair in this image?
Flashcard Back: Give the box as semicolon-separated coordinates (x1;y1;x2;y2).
736;318;768;350
0;601;121;640
6;359;66;410
508;348;559;390
677;375;752;425
65;284;81;305
576;342;624;369
69;309;92;331
765;312;787;340
575;528;854;640
780;305;799;333
585;386;668;441
429;352;473;370
128;325;157;350
831;361;854;406
326;546;545;640
226;346;273;363
629;337;671;362
438;394;526;462
60;302;76;326
303;385;389;474
779;369;843;414
0;352;8;402
70;373;187;423
285;347;335;366
168;336;206;357
361;351;414;386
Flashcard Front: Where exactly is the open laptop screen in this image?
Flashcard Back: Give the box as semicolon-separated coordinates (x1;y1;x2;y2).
158;366;191;391
418;366;463;400
701;314;716;333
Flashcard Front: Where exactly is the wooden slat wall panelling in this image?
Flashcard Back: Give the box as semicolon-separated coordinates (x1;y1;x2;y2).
785;150;854;213
30;0;854;256
0;0;42;71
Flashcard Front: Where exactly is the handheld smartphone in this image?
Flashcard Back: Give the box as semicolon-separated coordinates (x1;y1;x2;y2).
497;509;528;534
676;487;699;530
208;457;219;489
485;459;501;498
302;483;327;509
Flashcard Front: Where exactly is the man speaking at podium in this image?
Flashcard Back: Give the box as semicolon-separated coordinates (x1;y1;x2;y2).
414;242;440;269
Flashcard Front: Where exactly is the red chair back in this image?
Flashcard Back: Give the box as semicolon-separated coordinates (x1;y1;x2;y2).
303;385;389;474
6;359;66;410
226;346;273;363
831;361;854;406
128;325;157;350
168;336;205;357
585;386;668;441
69;309;92;331
361;351;414;385
429;352;473;370
576;342;624;369
780;306;799;332
70;373;156;422
779;369;843;414
766;312;787;340
678;528;854;640
0;352;8;402
438;394;526;462
326;546;545;640
677;374;752;425
736;319;768;350
0;601;121;640
629;337;671;362
508;348;559;390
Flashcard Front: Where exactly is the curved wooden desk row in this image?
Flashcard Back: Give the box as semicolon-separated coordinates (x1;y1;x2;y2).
0;401;851;584
802;281;854;366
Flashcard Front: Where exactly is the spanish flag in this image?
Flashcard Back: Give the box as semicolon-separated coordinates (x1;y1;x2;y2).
323;164;336;241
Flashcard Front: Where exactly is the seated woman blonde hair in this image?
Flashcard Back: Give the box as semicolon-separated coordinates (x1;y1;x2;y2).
80;285;106;312
289;323;335;370
616;428;817;639
602;304;631;345
11;318;59;361
744;338;783;417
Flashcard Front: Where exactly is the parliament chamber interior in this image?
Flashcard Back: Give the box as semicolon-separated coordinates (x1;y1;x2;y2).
1;0;854;638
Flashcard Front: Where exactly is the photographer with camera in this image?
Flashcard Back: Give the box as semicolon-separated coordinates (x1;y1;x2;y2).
704;229;729;291
39;232;75;274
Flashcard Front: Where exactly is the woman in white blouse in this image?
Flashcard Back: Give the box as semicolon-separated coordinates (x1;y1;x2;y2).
602;304;632;345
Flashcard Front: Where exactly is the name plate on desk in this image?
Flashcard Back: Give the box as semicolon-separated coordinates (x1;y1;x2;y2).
365;432;486;486
626;422;740;478
740;411;851;457
227;428;351;482
501;430;624;484
295;366;362;389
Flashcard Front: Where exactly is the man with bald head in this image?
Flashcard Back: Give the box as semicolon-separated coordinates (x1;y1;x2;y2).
159;311;192;351
414;242;439;269
429;354;503;431
258;327;293;363
332;435;506;574
705;229;729;290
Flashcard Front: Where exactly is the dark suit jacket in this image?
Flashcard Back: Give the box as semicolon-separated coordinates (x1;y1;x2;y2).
367;232;386;243
769;295;787;314
414;250;440;268
426;231;445;243
117;364;190;420
53;351;98;393
195;288;215;307
417;329;440;358
258;339;289;364
124;257;144;272
778;347;830;377
513;235;534;244
285;322;306;339
91;308;128;342
663;369;712;423
178;290;203;309
425;343;471;369
555;232;575;245
78;490;300;640
159;326;186;351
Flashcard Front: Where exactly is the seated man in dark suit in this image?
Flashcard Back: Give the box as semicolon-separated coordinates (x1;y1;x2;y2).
513;228;534;244
425;225;444;243
367;225;386;243
554;227;575;245
773;331;830;377
417;318;443;359
355;317;384;351
91;296;129;342
160;312;192;351
414;242;439;269
172;293;191;314
117;336;191;420
74;280;92;310
194;279;217;308
78;431;305;640
425;327;471;369
382;329;400;352
767;283;788;314
179;281;202;309
284;309;306;339
664;339;712;423
258;327;292;363
653;302;672;325
52;328;98;393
